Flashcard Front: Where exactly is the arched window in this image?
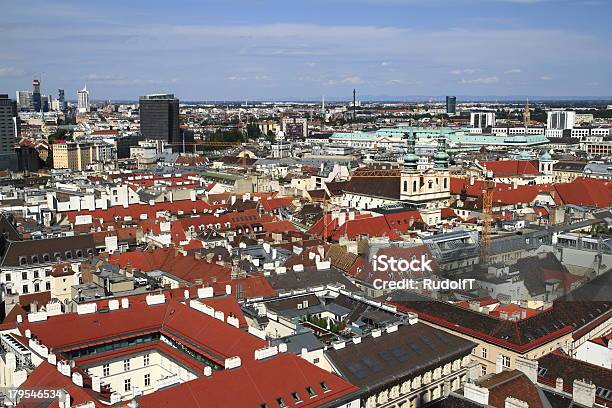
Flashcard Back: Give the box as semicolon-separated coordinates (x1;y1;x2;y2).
403;181;408;192
65;251;72;259
75;250;83;258
444;178;448;189
413;180;417;192
43;254;50;262
31;255;39;264
19;257;27;266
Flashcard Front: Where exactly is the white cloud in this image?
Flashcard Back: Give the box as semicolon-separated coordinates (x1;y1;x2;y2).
451;69;476;75
504;68;522;74
387;79;405;85
461;76;500;84
540;75;553;80
227;76;248;81
381;61;390;66
341;76;364;85
0;67;26;77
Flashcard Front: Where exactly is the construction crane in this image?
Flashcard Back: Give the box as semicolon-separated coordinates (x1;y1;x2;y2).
480;170;495;264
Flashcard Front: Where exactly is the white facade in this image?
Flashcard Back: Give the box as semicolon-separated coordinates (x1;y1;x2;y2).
470;112;495;129
574;339;612;369
547;110;575;130
77;86;90;113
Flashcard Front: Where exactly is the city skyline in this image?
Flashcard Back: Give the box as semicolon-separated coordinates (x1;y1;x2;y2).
2;0;611;101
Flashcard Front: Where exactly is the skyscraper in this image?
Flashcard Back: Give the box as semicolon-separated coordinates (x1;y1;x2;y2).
16;91;33;111
470;111;495;129
0;95;19;170
139;94;180;147
77;85;90;113
58;89;67;111
547;110;575;130
445;96;456;114
32;79;42;112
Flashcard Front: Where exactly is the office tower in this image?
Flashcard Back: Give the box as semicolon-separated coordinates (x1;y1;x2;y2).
547;110;576;130
139;94;180;146
16;91;33;111
446;96;457;114
281;117;308;140
32;79;42;112
77;85;90;113
470;111;495;128
58;89;67;111
0;95;19;170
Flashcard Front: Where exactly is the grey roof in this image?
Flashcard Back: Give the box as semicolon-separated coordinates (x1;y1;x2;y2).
271;331;324;353
326;323;475;391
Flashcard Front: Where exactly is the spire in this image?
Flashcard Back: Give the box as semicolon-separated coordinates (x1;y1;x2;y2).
433;136;449;169
402;131;418;172
524;97;530;127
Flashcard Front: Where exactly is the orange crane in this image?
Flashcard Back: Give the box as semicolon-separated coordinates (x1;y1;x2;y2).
480;171;494;264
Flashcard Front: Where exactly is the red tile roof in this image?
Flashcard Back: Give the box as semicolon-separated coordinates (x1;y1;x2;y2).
136;353;359;408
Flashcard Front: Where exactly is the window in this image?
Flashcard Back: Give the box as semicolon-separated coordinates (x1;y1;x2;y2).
124;359;130;372
481;348;487;359
22;285;28;294
34;270;39;278
43;254;50;262
45;282;51;291
320;382;330;392
124;379;131;392
306;387;316;398
143;354;150;366
313;358;320;364
5;273;10;281
276;398;287;408
103;364;109;376
34;283;40;292
144;374;151;387
501;355;511;368
481;365;487;376
19;257;27;266
22;272;27;280
291;392;302;403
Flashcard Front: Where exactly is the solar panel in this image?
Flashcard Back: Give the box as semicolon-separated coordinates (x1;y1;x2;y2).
434;331;450;344
408;342;422;353
379;350;393;361
347;363;369;379
362;357;384;373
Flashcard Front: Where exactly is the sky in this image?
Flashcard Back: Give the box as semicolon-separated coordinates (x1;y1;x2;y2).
1;0;611;101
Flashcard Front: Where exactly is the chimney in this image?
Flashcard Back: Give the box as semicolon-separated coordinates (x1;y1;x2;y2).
515;356;538;383
468;300;480;311
572;379;596;407
470;176;475;186
464;382;489;405
556;378;564;392
521;309;527;319
505;397;529;408
500;311;508;320
495;355;504;373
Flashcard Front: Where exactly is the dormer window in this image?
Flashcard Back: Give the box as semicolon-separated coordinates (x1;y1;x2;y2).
291;392;302;403
320;382;330;393
54;252;61;261
75;250;83;258
31;255;39;264
306;387;316;398
43;254;50;262
65;251;72;259
276;398;287;408
19;256;27;266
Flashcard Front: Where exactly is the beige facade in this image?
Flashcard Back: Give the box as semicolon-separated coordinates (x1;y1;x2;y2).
52;142;95;171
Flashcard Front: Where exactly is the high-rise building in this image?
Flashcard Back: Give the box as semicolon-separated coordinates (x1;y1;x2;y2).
446;96;456;114
16;91;33;111
470;111;495;129
0;94;19;170
139;94;180;146
32;79;42;112
281;117;308;139
77;85;90;113
547;110;575;130
58;89;67;111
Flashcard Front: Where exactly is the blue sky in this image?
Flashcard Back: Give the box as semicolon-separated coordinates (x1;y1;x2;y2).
1;0;611;100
